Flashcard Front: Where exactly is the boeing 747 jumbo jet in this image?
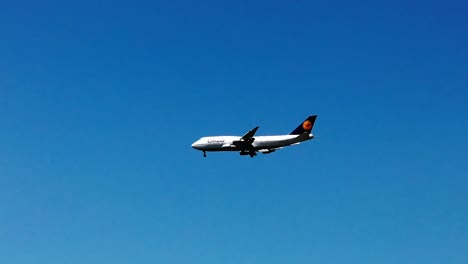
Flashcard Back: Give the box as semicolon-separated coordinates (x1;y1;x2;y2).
191;115;317;158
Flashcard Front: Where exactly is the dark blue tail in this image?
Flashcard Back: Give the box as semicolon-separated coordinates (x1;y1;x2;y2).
290;115;317;135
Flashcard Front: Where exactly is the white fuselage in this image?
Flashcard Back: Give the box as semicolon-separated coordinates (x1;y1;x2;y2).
191;134;314;152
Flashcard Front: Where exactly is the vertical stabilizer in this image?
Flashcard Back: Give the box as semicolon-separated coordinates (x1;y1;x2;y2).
290;115;317;135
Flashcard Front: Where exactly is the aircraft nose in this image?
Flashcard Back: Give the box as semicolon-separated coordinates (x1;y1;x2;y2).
191;141;200;149
192;138;205;150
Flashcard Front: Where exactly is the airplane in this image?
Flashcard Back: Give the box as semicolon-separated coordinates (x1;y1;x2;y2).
191;115;317;158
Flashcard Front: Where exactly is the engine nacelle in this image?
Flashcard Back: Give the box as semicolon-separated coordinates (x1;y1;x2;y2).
258;149;275;154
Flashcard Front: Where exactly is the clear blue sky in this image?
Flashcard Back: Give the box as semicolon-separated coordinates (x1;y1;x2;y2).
1;1;467;263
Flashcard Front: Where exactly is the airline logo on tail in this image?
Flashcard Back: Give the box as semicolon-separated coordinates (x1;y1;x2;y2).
303;120;313;130
290;115;317;135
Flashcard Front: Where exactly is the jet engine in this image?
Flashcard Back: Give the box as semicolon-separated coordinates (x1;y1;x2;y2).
258;149;276;154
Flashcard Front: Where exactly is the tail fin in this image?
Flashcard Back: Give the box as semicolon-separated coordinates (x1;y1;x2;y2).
290;115;317;135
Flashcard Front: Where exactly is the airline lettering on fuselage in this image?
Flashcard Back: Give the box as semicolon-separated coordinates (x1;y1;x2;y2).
207;139;225;144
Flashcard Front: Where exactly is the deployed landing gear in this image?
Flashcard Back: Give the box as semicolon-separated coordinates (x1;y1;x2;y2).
203;151;207;157
240;150;257;158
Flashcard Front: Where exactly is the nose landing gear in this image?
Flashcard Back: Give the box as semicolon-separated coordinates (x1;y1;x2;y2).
203;151;207;157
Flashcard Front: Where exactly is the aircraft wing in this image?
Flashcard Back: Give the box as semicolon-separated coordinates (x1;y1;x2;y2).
232;126;259;149
241;126;259;141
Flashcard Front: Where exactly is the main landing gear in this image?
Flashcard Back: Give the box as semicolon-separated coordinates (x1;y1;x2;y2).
203;151;207;157
240;150;257;158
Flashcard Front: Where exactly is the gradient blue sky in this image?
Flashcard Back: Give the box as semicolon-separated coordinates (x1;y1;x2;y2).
1;1;467;263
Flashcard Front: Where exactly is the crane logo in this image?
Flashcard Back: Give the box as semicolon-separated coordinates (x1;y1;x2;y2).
302;120;312;131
